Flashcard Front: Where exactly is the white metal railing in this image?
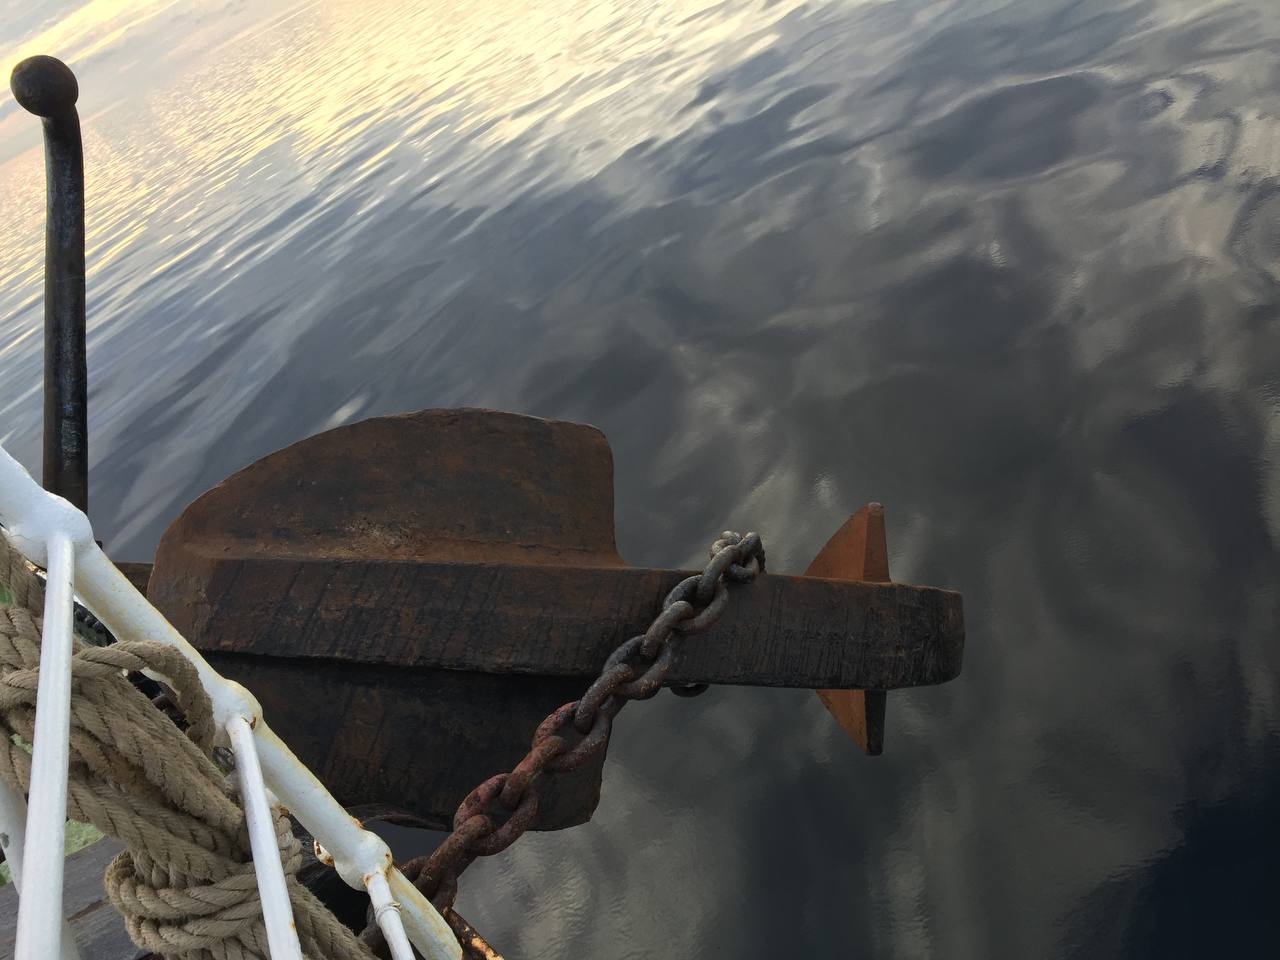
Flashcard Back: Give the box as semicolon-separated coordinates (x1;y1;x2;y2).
0;776;82;960
0;444;462;960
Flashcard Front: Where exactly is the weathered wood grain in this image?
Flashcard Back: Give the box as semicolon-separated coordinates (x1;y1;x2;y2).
0;839;152;960
158;556;963;691
204;654;605;830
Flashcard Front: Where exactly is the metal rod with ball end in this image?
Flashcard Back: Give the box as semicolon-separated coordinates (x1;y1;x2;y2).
11;55;89;515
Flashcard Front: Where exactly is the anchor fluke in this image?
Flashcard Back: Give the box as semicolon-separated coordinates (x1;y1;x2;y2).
9;54;90;513
809;502;893;755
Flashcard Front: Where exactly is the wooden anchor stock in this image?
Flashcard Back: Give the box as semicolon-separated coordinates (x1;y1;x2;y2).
143;409;964;831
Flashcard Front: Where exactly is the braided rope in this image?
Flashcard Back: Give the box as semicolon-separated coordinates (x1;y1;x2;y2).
0;537;376;960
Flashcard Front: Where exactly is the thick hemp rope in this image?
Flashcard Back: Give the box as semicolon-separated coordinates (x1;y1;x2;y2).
0;538;376;960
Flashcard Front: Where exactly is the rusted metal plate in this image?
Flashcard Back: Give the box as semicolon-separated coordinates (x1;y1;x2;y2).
152;409;617;831
147;408;963;829
446;911;504;959
152;408;624;567
809;503;891;755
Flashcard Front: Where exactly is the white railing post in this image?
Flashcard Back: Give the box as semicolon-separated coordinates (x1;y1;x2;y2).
12;532;80;960
225;715;304;960
0;445;464;960
365;869;417;960
0;777;82;960
251;722;449;959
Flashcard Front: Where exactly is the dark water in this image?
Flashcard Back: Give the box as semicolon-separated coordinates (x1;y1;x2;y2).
3;0;1280;956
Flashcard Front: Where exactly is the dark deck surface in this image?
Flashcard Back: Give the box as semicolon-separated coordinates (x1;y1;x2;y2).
0;839;151;960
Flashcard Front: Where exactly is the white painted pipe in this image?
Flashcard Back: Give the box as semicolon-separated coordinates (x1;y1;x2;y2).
13;533;76;960
226;715;304;960
366;869;417;960
0;764;85;960
79;549;462;960
0;446;462;960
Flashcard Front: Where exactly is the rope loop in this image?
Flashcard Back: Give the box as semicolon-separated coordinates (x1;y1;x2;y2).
0;537;375;960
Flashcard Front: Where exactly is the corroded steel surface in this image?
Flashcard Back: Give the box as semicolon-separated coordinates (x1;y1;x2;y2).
808;503;892;755
147;408;964;830
150;408;625;831
153;407;624;567
446;912;504;959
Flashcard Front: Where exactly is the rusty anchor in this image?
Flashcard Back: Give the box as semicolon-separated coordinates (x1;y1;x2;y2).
8;53;966;958
138;407;965;832
9;51;963;834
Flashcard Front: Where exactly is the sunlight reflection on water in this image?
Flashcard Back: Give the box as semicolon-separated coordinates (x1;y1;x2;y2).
2;0;1279;956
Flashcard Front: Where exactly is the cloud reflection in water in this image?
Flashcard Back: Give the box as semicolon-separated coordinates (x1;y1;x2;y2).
1;0;1279;956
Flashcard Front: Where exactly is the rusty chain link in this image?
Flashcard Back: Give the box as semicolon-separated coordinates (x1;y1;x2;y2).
359;530;765;956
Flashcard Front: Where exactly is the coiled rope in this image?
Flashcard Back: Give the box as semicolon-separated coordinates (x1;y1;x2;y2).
0;537;376;960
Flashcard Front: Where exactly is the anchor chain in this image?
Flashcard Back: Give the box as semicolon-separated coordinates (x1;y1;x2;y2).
361;530;765;952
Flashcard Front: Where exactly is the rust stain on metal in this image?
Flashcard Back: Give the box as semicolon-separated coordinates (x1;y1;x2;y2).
808;502;891;755
445;910;505;959
312;840;334;866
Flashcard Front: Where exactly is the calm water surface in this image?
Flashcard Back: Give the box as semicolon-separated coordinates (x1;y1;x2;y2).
2;0;1279;957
